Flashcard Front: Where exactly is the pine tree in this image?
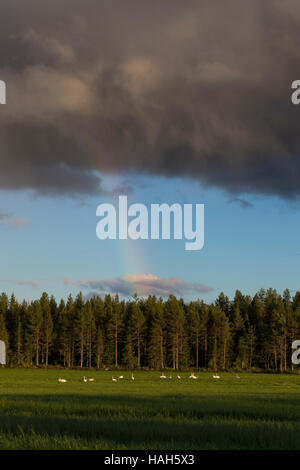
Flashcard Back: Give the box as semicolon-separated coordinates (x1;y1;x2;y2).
187;301;201;369
29;301;43;366
166;295;185;370
66;295;76;367
123;333;135;369
0;288;299;371
75;292;86;368
95;327;104;369
129;300;145;369
56;300;68;366
148;298;165;369
85;301;96;367
0;293;8;356
40;292;53;367
103;295;114;365
110;295;122;367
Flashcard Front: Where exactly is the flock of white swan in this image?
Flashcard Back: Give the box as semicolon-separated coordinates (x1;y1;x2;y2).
58;374;241;383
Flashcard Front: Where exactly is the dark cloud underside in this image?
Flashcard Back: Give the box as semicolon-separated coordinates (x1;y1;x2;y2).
1;0;300;197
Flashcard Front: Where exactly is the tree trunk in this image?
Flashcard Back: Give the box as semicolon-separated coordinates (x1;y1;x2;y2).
115;324;118;367
223;339;226;370
176;334;179;370
45;338;49;367
213;334;217;370
204;331;208;368
137;332;141;368
196;331;199;369
35;330;39;366
160;333;164;369
80;336;84;368
284;336;287;371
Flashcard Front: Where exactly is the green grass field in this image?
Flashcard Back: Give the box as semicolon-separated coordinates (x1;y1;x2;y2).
0;369;300;450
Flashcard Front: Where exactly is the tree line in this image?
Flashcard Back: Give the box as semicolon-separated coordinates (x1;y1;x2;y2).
0;288;300;371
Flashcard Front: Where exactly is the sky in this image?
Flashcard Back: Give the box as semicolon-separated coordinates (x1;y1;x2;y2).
1;176;300;303
1;0;300;302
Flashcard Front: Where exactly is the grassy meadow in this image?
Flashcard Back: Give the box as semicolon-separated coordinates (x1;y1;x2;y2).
0;369;299;449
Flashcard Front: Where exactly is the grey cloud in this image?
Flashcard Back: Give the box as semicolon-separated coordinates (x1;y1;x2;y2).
228;198;253;208
0;210;28;228
10;217;28;228
1;1;300;197
110;182;134;196
64;273;213;298
0;279;39;288
0;211;12;223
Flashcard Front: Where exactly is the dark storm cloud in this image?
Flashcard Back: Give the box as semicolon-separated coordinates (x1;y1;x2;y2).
1;0;300;197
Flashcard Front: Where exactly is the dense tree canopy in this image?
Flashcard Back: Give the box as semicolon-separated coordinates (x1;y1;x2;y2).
0;288;299;371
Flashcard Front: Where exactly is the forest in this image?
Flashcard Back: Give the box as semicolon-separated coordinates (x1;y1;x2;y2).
0;288;299;371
